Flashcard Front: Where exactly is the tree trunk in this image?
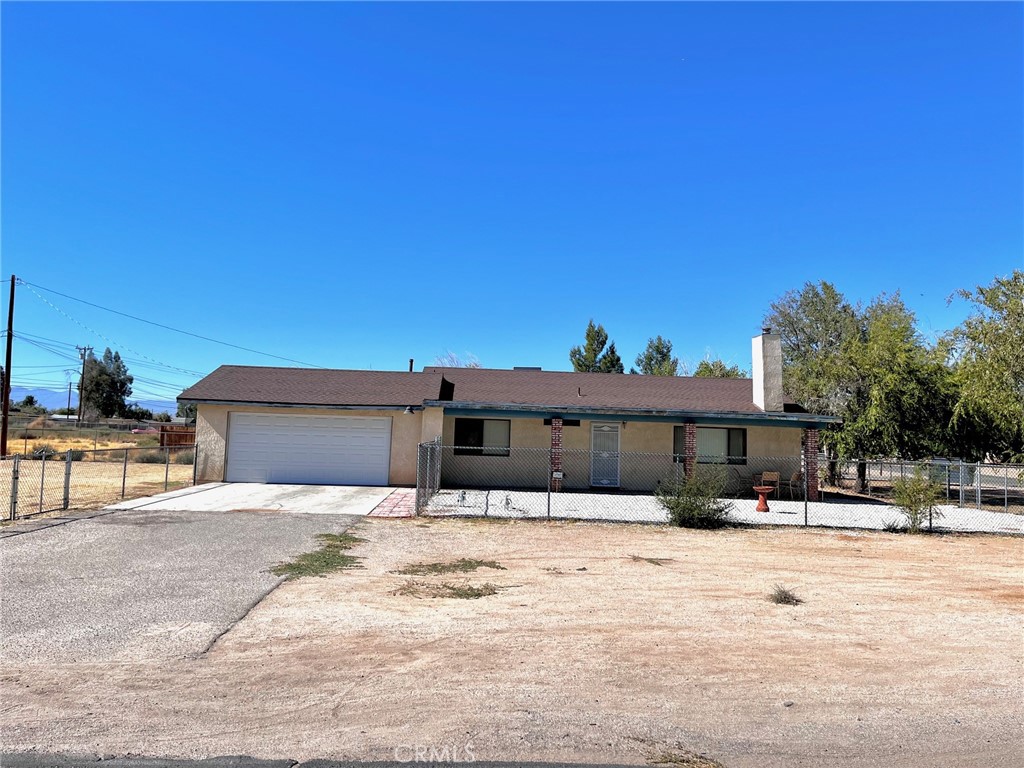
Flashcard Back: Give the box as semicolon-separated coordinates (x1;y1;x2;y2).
855;460;867;494
825;445;839;486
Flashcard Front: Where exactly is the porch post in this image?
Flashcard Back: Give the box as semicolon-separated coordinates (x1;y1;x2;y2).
682;423;697;479
549;417;563;492
803;428;820;502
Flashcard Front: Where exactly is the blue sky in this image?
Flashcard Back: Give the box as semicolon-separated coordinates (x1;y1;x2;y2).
2;2;1021;408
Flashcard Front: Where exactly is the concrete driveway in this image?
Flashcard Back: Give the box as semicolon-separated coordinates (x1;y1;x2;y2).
107;482;395;515
0;485;387;665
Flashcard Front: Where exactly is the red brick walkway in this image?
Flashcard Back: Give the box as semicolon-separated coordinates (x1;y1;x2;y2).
368;488;416;518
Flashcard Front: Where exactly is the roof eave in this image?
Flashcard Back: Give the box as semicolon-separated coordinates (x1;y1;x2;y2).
176;398;416;411
426;400;841;427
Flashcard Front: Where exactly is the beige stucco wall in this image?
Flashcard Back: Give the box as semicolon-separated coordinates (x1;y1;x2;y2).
439;415;805;492
195;405;424;486
194;404;807;492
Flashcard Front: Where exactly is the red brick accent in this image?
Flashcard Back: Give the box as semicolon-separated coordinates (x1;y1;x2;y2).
804;428;820;502
368;488;416;518
682;423;697;479
550;417;563;492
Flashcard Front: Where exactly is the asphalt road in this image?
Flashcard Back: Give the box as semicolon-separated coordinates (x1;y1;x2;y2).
0;507;360;663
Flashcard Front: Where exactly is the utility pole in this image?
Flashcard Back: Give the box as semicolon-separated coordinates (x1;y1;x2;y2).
76;345;93;426
67;381;73;414
0;275;14;457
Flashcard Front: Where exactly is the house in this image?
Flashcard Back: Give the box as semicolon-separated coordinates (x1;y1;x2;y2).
178;329;839;500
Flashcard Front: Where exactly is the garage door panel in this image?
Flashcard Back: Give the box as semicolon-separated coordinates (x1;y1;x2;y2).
226;413;392;485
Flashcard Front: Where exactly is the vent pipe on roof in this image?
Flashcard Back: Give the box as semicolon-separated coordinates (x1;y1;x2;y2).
409;358;414;373
752;329;784;412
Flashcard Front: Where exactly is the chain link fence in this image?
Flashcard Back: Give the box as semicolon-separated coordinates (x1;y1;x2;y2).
416;444;1023;535
1;445;196;521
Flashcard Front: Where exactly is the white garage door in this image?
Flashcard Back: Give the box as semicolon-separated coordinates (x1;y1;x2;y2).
226;413;392;485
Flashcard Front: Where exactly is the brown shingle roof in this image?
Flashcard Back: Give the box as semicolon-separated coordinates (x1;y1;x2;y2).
179;366;443;407
424;367;772;413
181;365;796;414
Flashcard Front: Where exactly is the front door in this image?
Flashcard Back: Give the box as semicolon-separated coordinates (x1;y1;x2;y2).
591;422;620;487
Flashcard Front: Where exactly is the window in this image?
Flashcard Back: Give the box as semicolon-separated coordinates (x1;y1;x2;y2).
673;426;747;464
453;418;511;456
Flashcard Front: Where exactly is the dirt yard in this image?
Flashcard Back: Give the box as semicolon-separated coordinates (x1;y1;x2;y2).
1;518;1021;767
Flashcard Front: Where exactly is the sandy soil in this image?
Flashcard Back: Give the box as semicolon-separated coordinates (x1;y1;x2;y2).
1;518;1021;767
2;460;194;516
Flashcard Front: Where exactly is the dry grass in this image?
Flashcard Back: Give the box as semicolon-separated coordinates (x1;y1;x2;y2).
392;579;502;599
9;432;160;454
393;558;506;575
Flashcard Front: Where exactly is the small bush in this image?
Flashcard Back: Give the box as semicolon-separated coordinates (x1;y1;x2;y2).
768;584;802;605
134;450;167;464
32;444;58;459
66;449;85;462
174;449;195;465
882;519;907;534
656;466;732;529
891;467;942;533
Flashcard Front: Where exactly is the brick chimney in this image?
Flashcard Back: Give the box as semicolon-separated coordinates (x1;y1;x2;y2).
752;327;784;412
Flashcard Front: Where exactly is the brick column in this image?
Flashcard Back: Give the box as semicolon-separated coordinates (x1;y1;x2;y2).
682;423;697;479
803;428;820;502
550;417;563;492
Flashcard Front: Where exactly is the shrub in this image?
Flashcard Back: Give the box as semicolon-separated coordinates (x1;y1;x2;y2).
174;449;195;465
32;444;59;459
768;584;803;605
656;466;732;529
134;450;167;464
882;519;907;534
66;449;85;462
891;466;942;533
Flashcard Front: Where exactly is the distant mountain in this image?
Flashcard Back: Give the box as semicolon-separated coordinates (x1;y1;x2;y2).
9;387;73;411
9;386;177;416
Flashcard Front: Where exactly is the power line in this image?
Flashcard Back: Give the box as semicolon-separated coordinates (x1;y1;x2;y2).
21;283;213;376
17;331;206;377
19;278;326;368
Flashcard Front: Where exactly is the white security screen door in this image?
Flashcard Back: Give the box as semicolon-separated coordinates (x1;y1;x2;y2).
590;422;620;487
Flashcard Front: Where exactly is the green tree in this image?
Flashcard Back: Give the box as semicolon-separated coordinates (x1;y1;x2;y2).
122;403;154;421
570;320;624;373
693;359;745;378
764;281;861;417
176;402;197;420
766;284;960;490
631;336;680;376
154;411;173;423
947;270;1024;461
835;294;955;464
15;395;48;415
82;348;134;418
597;342;625;373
